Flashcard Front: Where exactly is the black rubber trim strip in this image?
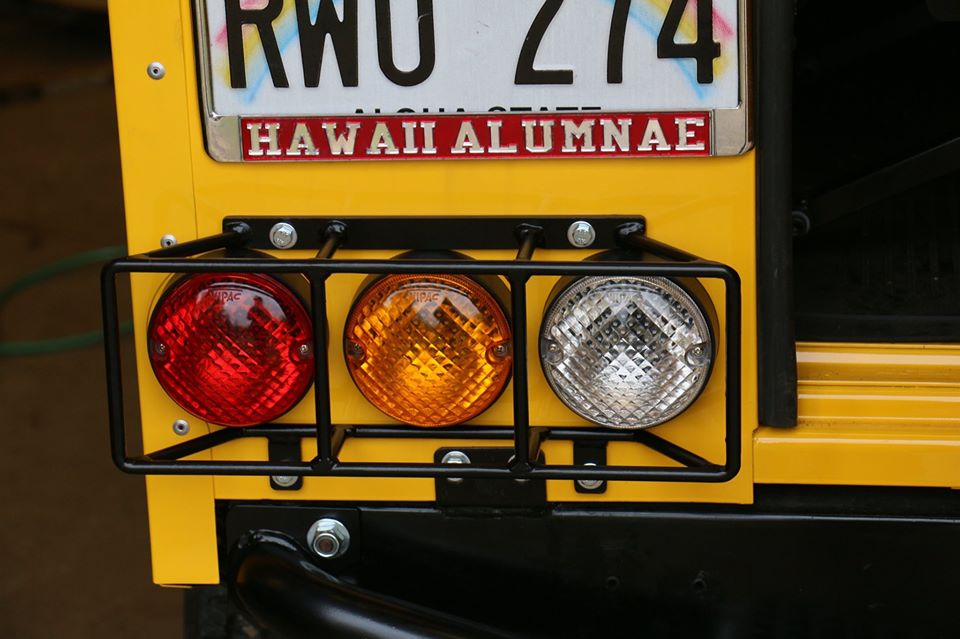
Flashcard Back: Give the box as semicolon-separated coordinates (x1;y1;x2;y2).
755;0;798;427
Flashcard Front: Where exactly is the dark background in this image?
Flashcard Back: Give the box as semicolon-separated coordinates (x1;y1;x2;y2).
0;2;180;636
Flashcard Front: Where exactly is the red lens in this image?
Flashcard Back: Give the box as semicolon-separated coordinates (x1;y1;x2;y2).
148;273;314;427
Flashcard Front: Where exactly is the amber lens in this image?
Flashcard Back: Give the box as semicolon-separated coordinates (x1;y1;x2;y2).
344;274;512;427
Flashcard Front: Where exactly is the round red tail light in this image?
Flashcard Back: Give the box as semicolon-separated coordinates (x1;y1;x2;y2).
148;273;314;427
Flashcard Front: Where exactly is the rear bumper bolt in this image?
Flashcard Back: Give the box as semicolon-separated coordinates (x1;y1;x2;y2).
567;221;596;248
271;475;298;488
440;450;471;483
577;462;604;491
269;222;298;249
307;519;351;559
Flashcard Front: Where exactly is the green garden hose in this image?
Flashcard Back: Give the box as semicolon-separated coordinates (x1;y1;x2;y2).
0;246;133;357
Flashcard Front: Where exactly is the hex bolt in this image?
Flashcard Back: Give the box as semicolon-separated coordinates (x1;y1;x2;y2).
440;450;471;483
152;341;168;358
160;234;178;248
172;419;190;436
567;221;597;248
576;462;604;491
685;343;710;367
541;339;562;364
147;62;166;80
271;475;299;488
269;222;298;250
307;519;351;559
346;342;365;361
490;342;511;361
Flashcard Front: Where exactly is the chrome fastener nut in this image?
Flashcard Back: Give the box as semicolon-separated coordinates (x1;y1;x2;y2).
271;475;298;488
440;450;471;483
160;234;178;248
576;462;604;491
307;519;351;559
567;221;596;248
269;222;298;249
172;419;190;436
147;62;166;80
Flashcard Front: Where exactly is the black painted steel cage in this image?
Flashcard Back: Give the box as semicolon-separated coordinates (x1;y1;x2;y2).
101;217;741;484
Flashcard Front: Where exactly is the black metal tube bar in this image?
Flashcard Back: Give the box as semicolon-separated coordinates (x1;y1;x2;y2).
514;225;541;261
631;431;711;468
547;429;652;442
316;221;347;259
508;226;540;471
617;226;701;262
723;270;743;476
100;263;127;469
510;277;530;470
109;258;729;279
120;459;728;482
342;427;514;440
145;428;245;461
106;230;742;484
143;225;251;259
309;224;344;465
310;274;334;466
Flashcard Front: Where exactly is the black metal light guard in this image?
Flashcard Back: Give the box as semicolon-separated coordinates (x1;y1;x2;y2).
101;218;741;484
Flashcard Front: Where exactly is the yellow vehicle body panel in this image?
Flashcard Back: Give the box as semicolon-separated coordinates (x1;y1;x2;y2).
755;343;960;488
108;0;957;585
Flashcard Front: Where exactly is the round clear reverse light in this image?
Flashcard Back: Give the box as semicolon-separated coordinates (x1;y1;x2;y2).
539;276;713;429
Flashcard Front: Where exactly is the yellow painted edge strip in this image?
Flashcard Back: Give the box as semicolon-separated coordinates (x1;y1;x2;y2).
754;424;960;488
798;341;960;385
108;0;219;585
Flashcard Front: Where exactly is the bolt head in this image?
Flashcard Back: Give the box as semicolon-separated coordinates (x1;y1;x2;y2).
307;519;350;559
542;339;562;364
271;475;299;488
567;221;597;248
576;462;604;491
269;222;298;250
440;450;470;483
172;419;190;436
346;342;365;361
160;234;177;248
151;341;168;360
488;342;511;362
147;62;166;80
314;533;340;557
685;343;710;367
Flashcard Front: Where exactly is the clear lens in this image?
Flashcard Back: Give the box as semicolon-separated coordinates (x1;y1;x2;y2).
539;276;713;429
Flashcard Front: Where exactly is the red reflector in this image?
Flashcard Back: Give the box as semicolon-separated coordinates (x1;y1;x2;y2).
148;273;314;427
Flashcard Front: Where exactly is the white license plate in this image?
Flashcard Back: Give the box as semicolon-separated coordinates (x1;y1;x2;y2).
196;0;749;161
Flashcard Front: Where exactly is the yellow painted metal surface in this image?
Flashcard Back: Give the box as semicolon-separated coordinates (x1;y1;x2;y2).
754;343;960;487
108;0;218;585
110;0;761;585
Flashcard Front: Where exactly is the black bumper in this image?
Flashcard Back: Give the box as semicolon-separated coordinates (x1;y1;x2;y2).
224;486;960;638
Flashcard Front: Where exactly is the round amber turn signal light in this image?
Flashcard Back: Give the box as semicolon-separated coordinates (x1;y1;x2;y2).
344;274;512;427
